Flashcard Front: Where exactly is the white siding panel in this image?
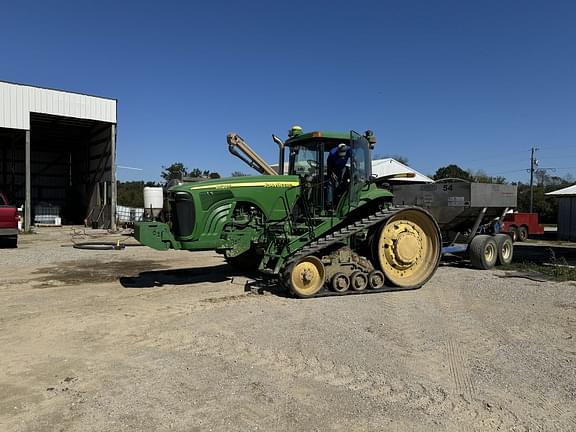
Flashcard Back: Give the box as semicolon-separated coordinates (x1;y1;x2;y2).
16;87;23;129
8;87;16;128
1;87;8;127
42;90;48;115
4;86;12;128
0;82;116;130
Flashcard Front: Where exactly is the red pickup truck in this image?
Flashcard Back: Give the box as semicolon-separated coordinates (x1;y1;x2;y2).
0;192;18;248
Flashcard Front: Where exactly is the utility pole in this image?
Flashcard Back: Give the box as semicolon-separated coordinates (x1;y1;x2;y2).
529;146;538;213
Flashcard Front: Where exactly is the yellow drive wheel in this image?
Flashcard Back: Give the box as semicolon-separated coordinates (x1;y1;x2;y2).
374;208;441;288
289;256;326;298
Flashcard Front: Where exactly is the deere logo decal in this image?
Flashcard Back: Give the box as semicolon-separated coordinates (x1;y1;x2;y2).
264;182;299;188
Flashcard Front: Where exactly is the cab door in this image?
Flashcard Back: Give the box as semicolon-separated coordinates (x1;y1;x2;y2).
289;144;324;215
349;131;371;208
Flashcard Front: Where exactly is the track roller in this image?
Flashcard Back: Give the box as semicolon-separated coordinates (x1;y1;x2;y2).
368;270;385;289
350;271;368;291
331;272;350;294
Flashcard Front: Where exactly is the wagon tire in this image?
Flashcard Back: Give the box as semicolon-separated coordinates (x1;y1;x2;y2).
469;235;498;270
494;234;513;265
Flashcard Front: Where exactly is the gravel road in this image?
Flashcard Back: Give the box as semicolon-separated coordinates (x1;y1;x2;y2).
0;228;575;431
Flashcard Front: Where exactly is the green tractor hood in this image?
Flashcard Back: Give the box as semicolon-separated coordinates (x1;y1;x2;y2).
135;174;301;252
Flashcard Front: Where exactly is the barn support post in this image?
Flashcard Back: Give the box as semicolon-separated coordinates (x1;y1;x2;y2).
110;124;117;231
25;129;31;231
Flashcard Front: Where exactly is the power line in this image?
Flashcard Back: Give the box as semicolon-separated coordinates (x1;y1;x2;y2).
490;168;529;175
537;144;576;151
530;147;538;212
452;151;575;167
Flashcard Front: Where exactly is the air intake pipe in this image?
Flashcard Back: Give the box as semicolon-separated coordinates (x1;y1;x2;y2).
227;133;277;176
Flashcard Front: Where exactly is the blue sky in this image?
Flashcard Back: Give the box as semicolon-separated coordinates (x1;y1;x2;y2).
2;1;575;182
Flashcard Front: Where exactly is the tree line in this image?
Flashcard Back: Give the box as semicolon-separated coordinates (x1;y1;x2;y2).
117;163;249;207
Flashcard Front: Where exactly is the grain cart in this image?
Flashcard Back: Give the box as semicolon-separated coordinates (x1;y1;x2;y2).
393;180;517;269
135;128;442;298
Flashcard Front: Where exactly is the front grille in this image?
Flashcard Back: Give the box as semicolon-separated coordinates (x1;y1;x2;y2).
170;192;195;237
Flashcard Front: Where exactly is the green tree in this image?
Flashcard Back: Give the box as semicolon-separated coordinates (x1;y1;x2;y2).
188;168;204;178
231;171;249;177
161;164;220;182
433;164;473;181
117;181;160;207
161;162;188;181
515;173;573;223
470;169;507;184
188;168;220;178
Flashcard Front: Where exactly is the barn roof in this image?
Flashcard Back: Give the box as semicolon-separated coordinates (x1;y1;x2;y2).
0;80;116;130
546;184;576;196
372;158;434;183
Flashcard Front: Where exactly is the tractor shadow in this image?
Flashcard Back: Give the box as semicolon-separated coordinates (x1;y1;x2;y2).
119;263;289;296
120;264;230;288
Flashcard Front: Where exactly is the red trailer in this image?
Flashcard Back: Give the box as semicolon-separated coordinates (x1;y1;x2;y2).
501;212;544;242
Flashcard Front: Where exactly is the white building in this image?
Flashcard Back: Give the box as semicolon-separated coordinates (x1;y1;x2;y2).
546;184;576;241
0;81;117;230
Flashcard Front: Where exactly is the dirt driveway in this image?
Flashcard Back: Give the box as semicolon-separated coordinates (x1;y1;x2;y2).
1;228;575;431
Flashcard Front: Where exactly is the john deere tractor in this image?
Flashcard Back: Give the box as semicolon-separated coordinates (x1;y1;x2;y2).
135;127;441;298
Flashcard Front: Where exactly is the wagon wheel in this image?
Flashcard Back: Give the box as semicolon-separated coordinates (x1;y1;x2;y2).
469;235;498;270
494;233;514;265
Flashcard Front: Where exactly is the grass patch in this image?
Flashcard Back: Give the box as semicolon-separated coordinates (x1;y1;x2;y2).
501;255;576;282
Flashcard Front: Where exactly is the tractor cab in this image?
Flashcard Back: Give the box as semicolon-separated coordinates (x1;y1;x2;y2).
285;127;375;215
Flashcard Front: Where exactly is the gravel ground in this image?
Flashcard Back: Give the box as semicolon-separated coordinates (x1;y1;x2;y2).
1;227;575;431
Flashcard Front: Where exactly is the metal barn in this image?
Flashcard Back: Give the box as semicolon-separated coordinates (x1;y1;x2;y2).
547;184;576;242
0;81;117;230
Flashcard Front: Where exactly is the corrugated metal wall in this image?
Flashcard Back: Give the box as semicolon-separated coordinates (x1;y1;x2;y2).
0;81;116;130
558;197;576;241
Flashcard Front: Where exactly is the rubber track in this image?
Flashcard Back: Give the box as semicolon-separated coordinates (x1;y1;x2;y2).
284;207;403;268
282;206;420;297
